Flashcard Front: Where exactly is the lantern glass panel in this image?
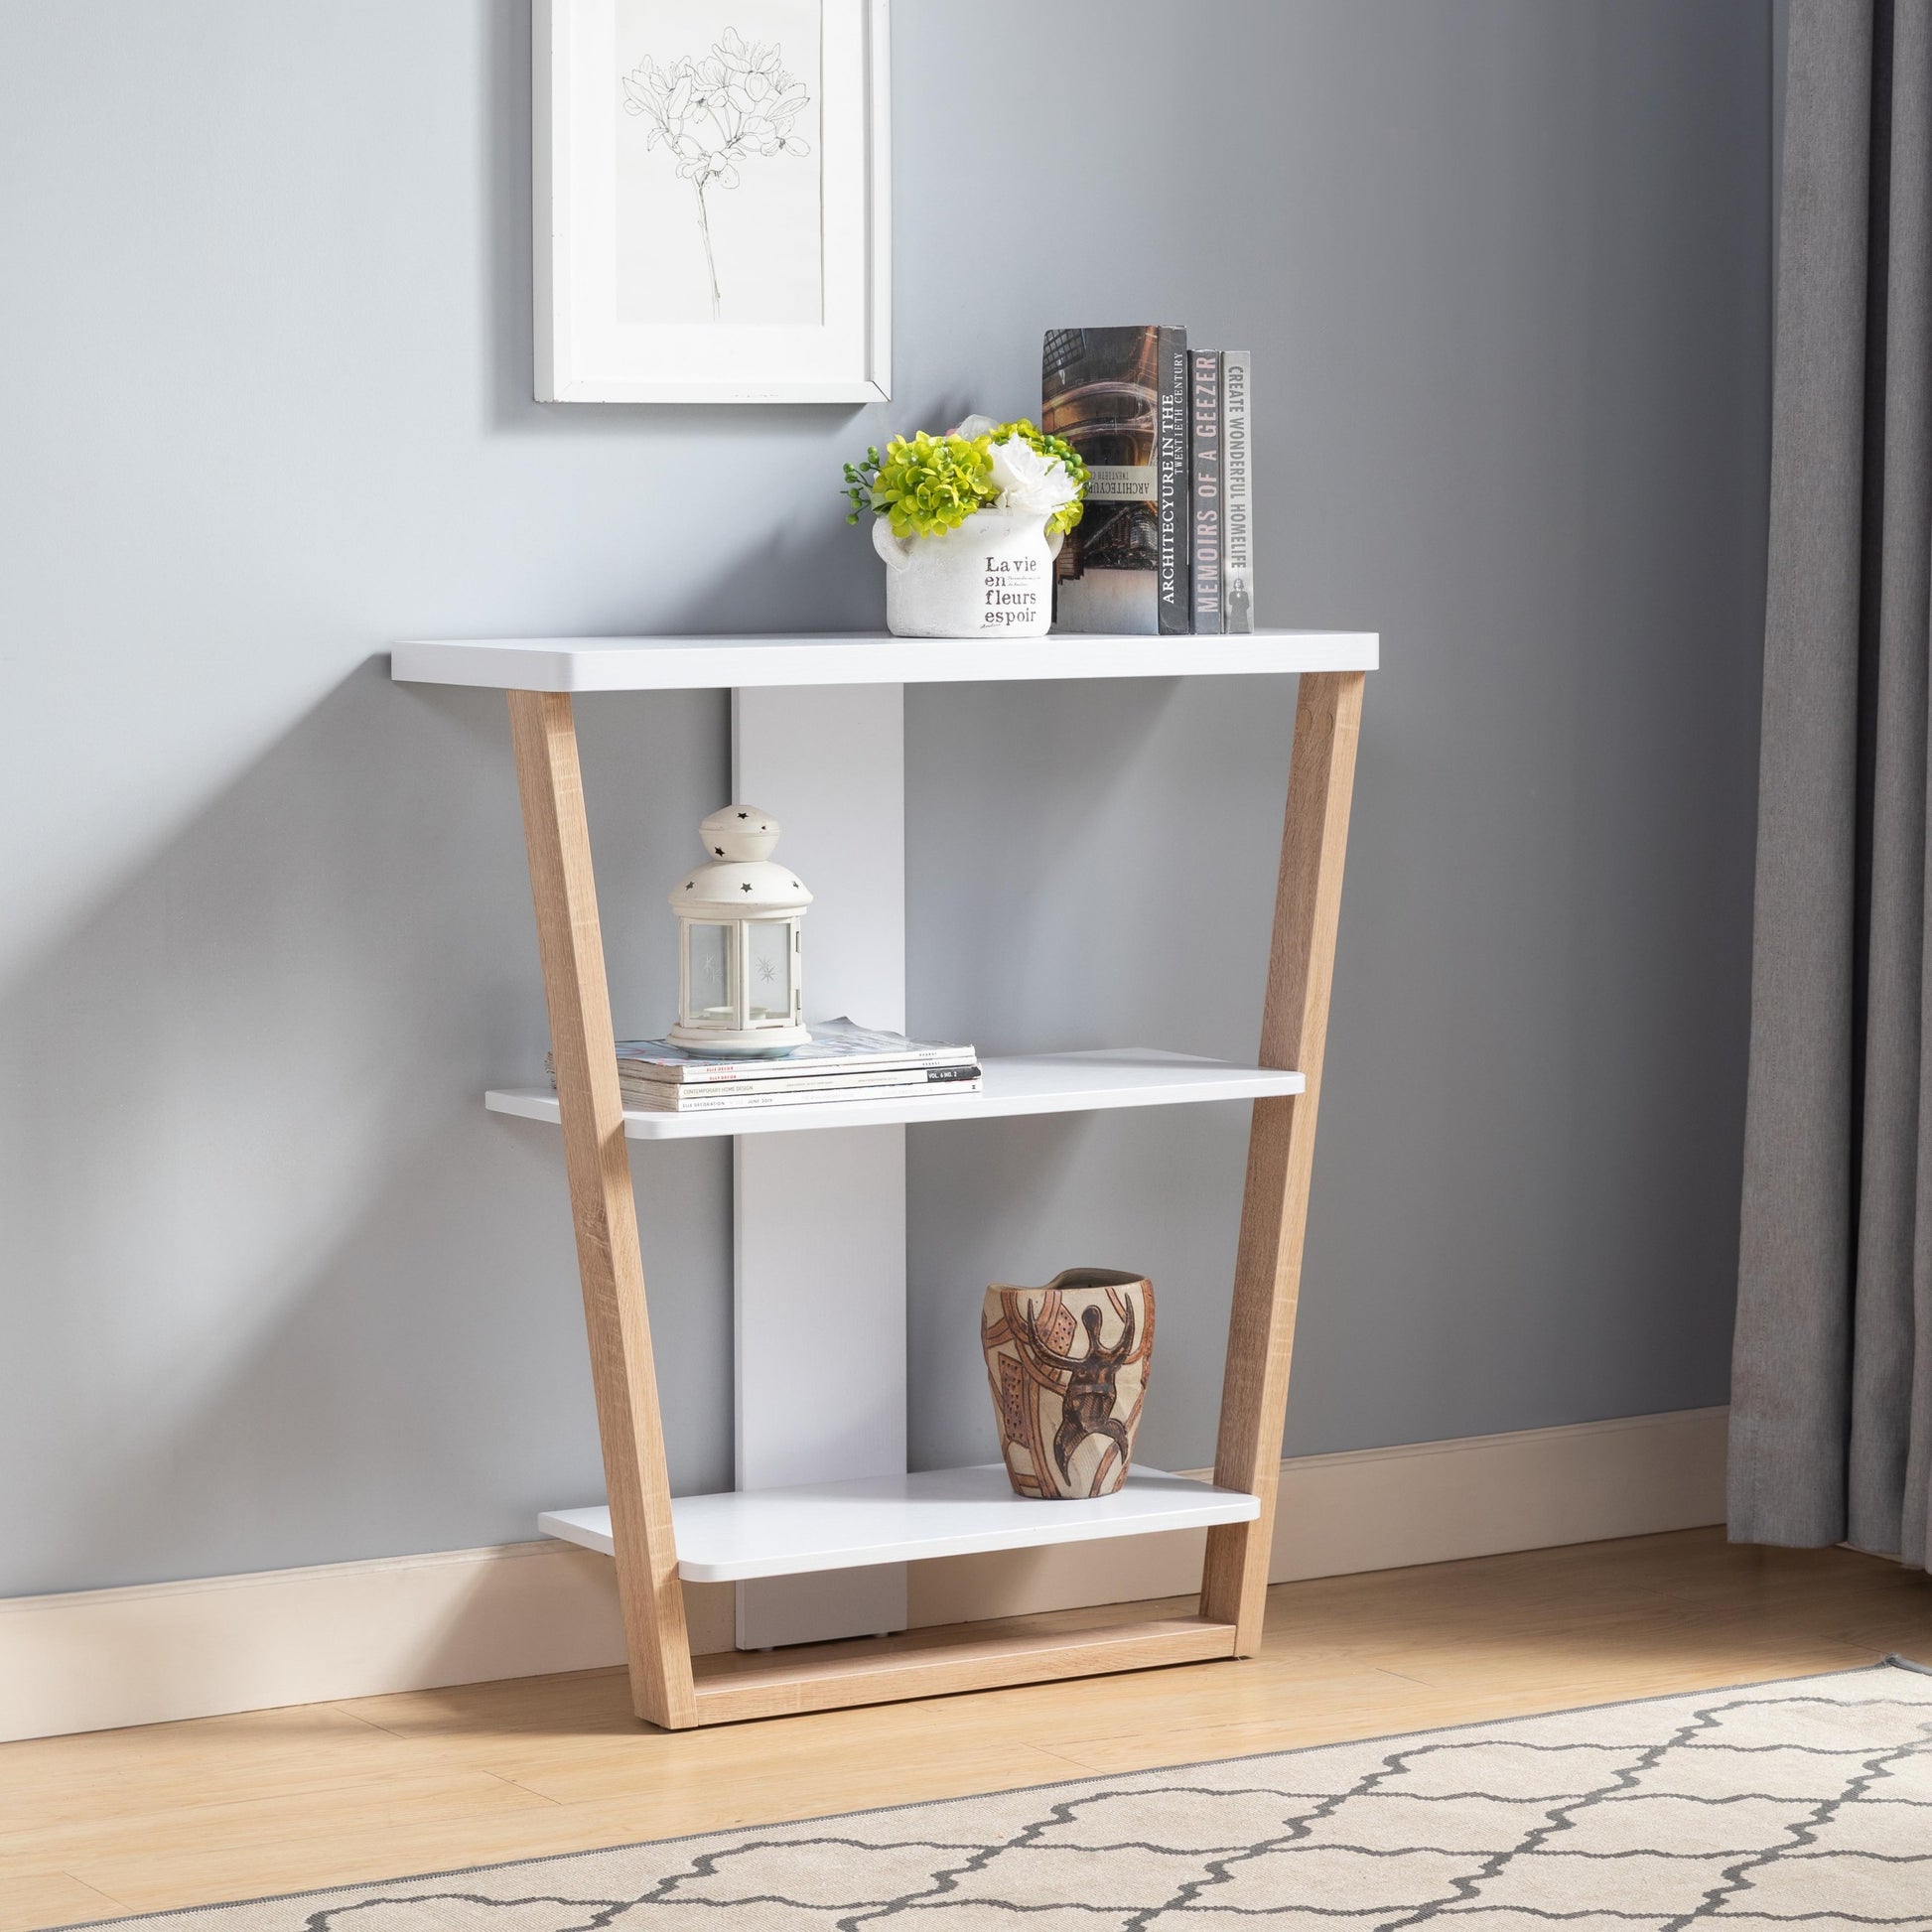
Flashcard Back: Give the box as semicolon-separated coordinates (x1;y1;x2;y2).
687;921;735;1024
747;919;793;1025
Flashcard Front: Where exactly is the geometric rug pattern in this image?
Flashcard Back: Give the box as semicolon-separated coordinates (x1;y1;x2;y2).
71;1661;1932;1931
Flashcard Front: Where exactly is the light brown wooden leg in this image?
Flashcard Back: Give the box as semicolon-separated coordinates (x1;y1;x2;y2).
507;691;696;1729
1203;670;1366;1654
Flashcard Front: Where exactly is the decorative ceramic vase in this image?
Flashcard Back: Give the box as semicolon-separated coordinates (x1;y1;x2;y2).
874;507;1064;638
981;1268;1155;1499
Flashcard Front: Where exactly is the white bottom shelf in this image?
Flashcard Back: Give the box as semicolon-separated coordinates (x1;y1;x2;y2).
488;1048;1303;1140
540;1463;1260;1584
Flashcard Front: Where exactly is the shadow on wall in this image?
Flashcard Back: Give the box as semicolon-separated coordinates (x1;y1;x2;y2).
565;517;893;638
900;672;1305;1480
0;658;735;1598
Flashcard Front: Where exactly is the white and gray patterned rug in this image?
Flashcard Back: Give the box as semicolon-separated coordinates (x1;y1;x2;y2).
72;1660;1932;1931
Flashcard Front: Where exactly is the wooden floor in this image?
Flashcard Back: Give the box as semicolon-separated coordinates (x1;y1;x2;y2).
3;1528;1929;1929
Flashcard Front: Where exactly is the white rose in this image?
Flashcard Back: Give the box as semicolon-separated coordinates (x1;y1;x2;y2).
949;413;998;440
988;437;1078;518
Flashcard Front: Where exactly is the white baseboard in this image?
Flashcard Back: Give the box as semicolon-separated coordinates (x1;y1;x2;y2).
0;1407;1726;1743
911;1405;1730;1625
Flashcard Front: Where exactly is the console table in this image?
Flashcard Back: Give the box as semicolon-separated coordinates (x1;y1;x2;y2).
390;630;1374;1728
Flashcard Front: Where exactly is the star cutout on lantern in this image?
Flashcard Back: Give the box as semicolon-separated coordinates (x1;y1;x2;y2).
741;883;753;893
714;847;724;856
737;811;749;819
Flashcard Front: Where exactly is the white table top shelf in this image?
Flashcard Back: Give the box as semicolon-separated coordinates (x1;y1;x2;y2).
390;628;1377;692
540;1463;1261;1583
485;1049;1304;1141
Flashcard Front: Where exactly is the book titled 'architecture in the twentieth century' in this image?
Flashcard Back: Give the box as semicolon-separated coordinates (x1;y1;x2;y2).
1042;326;1184;634
1156;328;1191;633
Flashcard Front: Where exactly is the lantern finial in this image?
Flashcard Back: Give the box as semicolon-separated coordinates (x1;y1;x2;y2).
700;804;781;864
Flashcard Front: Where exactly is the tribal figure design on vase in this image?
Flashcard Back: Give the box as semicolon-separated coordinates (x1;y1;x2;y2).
982;1269;1155;1500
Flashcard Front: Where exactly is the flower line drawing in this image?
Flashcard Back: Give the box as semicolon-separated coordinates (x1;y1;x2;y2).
620;27;812;323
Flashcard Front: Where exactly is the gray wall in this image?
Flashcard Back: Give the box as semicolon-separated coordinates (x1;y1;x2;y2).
0;0;1768;1598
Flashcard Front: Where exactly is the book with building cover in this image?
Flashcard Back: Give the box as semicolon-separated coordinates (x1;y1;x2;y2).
1042;326;1174;634
1222;349;1254;633
1189;348;1225;633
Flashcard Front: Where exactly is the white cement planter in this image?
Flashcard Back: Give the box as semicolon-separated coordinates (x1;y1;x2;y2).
873;508;1064;638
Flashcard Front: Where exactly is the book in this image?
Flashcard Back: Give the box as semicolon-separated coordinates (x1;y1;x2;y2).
618;1064;983;1110
621;1060;982;1094
1222;349;1254;633
1156;327;1191;634
1041;326;1173;634
618;1076;985;1116
549;1018;977;1086
618;1067;984;1113
1189;349;1224;633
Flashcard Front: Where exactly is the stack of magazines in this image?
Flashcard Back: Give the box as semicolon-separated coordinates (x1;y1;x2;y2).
549;1018;982;1115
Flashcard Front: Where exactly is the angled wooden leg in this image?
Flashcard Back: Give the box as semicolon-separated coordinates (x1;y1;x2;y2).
507;691;696;1729
1203;670;1366;1655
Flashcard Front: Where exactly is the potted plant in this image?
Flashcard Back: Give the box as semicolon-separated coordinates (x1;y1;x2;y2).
843;416;1088;638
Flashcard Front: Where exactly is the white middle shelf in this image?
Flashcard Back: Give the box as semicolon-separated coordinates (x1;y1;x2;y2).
540;1463;1263;1583
485;1048;1306;1141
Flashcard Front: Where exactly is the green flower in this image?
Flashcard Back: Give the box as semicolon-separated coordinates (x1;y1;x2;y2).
844;431;999;538
840;416;1089;538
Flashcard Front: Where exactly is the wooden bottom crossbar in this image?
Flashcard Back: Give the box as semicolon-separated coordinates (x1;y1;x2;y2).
689;1614;1239;1725
507;671;1364;1730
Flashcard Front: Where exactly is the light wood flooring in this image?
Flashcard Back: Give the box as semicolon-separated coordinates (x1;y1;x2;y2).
3;1528;1929;1929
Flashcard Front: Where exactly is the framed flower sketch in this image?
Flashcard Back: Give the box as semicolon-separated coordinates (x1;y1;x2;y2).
534;0;891;404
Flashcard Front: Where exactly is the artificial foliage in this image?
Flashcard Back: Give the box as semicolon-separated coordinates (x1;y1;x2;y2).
991;420;1090;535
844;420;1088;539
845;432;996;538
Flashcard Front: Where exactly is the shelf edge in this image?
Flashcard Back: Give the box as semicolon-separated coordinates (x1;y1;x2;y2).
539;1474;1262;1584
485;1056;1307;1141
391;630;1380;691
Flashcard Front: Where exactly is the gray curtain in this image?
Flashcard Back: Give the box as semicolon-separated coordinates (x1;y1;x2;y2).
1731;0;1932;1568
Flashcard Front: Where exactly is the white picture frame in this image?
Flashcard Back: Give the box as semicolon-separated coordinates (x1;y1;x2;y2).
535;0;891;404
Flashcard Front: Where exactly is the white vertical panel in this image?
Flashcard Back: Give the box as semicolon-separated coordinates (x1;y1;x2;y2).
731;685;908;1647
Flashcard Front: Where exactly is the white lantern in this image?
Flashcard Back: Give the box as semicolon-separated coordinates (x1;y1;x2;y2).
667;805;811;1055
